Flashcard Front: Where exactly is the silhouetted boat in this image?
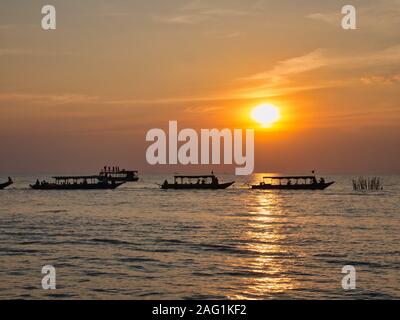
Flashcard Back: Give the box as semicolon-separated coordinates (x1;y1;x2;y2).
99;167;139;182
251;175;334;190
161;175;234;190
0;177;13;189
30;176;125;190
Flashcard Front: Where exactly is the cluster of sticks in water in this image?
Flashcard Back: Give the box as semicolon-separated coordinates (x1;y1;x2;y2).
352;177;383;191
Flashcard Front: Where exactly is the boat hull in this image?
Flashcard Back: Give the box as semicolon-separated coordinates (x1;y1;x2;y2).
251;182;334;190
161;182;234;190
30;182;124;190
0;181;13;190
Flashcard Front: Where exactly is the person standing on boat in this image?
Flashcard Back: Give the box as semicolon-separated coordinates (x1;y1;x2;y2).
212;176;219;185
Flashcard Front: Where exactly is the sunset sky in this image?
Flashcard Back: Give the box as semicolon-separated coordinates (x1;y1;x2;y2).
0;0;399;174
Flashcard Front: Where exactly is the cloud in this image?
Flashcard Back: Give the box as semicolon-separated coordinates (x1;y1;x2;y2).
206;30;244;39
0;25;15;30
151;2;251;25
151;14;207;25
241;49;328;82
237;45;400;98
0;48;77;57
305;12;340;26
0;93;99;105
361;74;400;85
0;49;24;56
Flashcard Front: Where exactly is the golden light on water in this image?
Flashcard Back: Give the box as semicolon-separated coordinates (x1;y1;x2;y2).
251;103;281;128
228;189;298;299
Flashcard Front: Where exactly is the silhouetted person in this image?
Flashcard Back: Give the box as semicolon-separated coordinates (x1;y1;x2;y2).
36;179;40;186
8;177;12;182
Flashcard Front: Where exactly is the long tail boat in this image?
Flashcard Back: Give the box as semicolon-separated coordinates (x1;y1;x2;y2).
161;175;234;190
251;175;334;190
0;177;13;190
99;166;139;182
30;175;125;190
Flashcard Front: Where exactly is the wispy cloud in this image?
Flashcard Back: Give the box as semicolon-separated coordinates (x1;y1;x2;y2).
240;49;327;82
151;2;251;25
0;48;78;57
361;74;400;85
305;12;340;26
151;14;207;25
237;45;400;98
0;93;99;105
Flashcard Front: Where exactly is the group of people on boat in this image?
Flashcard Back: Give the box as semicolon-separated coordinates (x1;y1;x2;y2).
34;179;49;187
284;177;325;186
163;176;219;187
101;166;123;173
252;174;333;190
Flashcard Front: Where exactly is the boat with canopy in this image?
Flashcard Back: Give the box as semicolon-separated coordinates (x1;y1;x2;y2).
30;175;125;190
161;175;234;190
251;175;334;190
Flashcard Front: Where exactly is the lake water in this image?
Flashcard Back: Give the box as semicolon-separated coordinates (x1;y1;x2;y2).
0;174;399;299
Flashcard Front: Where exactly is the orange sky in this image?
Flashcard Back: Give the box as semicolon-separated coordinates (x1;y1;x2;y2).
0;0;399;174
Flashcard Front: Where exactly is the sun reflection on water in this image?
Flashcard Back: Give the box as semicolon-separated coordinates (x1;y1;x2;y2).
229;192;299;299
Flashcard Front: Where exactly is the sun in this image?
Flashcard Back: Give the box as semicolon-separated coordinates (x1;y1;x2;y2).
251;103;281;127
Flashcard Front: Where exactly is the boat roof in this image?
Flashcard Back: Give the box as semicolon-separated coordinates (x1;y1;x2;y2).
53;175;100;180
101;170;138;173
174;175;215;178
263;176;316;180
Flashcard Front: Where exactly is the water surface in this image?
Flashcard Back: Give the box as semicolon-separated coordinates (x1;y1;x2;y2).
0;174;399;299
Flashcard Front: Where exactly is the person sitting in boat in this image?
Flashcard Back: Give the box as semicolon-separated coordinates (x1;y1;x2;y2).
162;180;168;188
287;180;292;186
8;177;12;183
35;179;40;186
319;177;325;184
